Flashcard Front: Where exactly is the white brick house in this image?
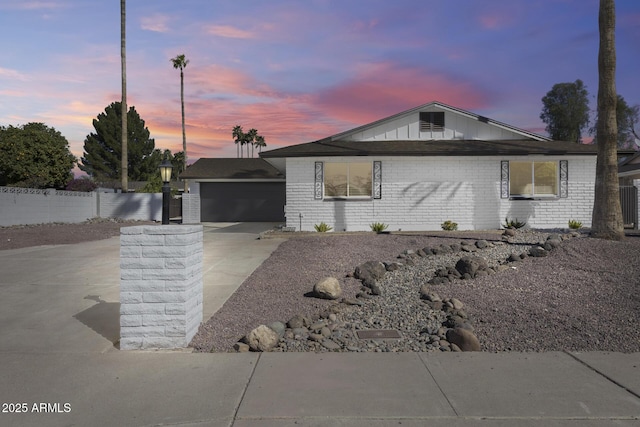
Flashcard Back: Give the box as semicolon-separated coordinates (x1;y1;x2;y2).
260;101;600;231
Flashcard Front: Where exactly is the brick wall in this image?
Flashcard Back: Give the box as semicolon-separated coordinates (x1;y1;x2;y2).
285;156;596;231
119;225;203;350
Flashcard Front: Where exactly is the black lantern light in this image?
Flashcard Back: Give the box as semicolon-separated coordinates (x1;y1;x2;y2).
159;159;173;224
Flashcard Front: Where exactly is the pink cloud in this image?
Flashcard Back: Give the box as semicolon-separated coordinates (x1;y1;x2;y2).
205;25;255;39
141;14;170;33
313;62;490;126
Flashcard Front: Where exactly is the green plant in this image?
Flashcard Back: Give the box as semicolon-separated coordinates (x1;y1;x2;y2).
568;219;583;229
314;222;333;232
502;217;527;229
370;222;389;233
441;220;458;231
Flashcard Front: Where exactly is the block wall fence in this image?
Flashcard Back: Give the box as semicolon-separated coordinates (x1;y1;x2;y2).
119;225;203;350
0;186;164;226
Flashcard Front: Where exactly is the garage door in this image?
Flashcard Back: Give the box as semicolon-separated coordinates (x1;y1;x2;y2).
200;182;285;222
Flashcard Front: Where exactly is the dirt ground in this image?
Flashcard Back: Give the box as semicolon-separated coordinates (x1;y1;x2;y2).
0;219;154;251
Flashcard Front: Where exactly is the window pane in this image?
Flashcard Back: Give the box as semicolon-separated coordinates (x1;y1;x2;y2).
509;161;532;196
324;163;347;197
348;163;372;196
534;162;558;195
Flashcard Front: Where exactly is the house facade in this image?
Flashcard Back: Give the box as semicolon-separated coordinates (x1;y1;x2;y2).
260;102;600;231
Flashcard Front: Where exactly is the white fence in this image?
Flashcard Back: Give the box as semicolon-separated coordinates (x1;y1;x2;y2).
0;186;162;227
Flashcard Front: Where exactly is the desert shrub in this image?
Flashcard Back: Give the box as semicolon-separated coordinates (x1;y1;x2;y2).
568;219;583;229
502;217;527;229
314;222;333;232
370;222;389;233
441;220;458;231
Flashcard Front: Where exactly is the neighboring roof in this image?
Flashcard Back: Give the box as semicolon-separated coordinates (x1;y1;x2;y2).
260;139;601;158
179;158;284;180
332;101;552;142
619;150;640;176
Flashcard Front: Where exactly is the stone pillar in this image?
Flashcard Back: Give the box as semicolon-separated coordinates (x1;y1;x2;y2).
119;225;203;350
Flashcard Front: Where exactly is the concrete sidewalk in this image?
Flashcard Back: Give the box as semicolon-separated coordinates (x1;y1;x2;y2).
0;223;639;426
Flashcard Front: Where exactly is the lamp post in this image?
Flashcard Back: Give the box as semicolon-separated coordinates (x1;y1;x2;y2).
159;159;173;225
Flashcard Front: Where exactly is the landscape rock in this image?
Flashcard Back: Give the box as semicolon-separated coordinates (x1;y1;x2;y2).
528;246;548;257
455;256;489;277
268;321;286;338
247;325;280;352
313;277;343;300
233;342;250;352
354;260;387;289
446;328;481;351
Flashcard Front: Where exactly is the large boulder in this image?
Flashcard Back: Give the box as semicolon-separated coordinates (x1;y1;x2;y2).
247;325;280;352
446;328;481;351
313;277;342;300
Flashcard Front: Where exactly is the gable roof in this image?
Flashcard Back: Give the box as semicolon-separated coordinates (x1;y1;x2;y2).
332;101;552;142
260;138;599;158
179;158;284;180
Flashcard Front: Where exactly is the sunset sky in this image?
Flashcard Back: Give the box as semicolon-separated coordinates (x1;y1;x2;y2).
1;0;639;169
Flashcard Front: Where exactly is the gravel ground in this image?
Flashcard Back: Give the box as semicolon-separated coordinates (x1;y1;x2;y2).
191;229;640;353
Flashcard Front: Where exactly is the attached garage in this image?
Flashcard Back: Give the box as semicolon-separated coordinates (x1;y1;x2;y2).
180;158;286;223
199;181;285;222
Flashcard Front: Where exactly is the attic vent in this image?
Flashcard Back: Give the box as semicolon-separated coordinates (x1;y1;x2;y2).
419;112;445;132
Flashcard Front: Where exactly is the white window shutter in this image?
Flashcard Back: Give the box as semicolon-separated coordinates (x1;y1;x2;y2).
314;162;323;199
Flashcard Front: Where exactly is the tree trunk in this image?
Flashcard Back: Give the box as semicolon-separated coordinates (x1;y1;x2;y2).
120;0;128;192
180;69;188;192
591;0;624;240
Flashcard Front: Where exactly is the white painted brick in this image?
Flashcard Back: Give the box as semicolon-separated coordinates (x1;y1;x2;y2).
120;268;142;280
142;268;188;281
142;292;187;303
143;337;187;348
120;280;165;292
119;337;143;350
120;246;141;258
142;245;189;258
121;257;165;269
120;303;166;315
120;292;143;304
142;314;185;326
165;303;187;315
120;315;142;327
120;325;165;337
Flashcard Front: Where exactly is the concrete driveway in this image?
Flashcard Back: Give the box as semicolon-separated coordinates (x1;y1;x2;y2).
0;222;284;354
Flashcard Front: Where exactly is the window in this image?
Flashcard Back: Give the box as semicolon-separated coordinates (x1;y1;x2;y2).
419;111;445;132
509;161;558;197
324;163;372;198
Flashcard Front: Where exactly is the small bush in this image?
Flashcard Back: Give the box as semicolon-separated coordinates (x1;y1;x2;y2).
568;219;583;229
314;222;333;232
441;220;458;231
370;222;389;233
502;217;527;229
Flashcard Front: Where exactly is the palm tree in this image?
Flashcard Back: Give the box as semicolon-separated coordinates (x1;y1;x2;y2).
255;135;266;153
171;54;189;192
120;0;128;192
232;125;243;158
246;128;258;158
591;0;624;240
